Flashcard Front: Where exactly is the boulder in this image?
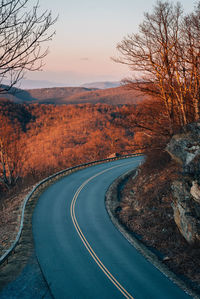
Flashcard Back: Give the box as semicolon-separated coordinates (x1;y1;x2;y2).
184;153;200;180
167;122;200;245
166;122;200;166
172;181;200;245
190;181;200;204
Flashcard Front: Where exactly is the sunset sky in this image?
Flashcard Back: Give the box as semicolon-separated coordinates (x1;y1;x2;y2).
22;0;196;88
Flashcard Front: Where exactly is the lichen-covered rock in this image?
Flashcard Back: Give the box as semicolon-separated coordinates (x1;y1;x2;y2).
166;122;200;166
167;122;200;245
172;181;200;245
190;181;200;204
184;154;200;181
185;122;200;139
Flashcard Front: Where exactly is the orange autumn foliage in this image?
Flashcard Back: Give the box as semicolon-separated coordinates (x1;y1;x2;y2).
0;100;136;194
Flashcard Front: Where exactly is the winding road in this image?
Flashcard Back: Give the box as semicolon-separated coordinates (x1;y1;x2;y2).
32;157;191;299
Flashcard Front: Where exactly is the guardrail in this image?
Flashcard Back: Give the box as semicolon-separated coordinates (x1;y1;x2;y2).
0;153;143;266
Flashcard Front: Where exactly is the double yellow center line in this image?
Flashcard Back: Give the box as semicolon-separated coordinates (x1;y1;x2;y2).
70;164;134;299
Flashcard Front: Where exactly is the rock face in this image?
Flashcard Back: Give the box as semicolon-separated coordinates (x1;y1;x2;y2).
172;181;200;244
166;122;200;166
166;122;200;245
190;181;200;204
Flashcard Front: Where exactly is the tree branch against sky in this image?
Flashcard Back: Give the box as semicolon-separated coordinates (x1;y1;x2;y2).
0;0;57;92
114;1;200;133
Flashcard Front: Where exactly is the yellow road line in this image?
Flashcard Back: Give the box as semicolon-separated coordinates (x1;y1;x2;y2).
70;163;135;299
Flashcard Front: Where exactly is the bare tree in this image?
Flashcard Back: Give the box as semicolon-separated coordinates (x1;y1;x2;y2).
0;114;21;189
182;3;200;121
0;0;57;92
114;1;200;133
0;0;56;188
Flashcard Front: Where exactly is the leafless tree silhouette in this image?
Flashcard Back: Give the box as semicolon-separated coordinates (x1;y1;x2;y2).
0;0;57;92
114;1;200;133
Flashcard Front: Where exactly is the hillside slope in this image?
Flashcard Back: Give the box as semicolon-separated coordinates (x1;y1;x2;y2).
0;85;153;105
0;86;97;103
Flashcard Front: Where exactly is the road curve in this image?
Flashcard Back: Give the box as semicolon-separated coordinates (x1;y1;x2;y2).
32;157;191;299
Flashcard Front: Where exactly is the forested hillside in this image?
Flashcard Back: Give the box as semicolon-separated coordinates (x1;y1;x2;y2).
0;99;139;196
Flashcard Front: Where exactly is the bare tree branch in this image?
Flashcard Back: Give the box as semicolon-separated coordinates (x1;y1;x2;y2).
0;0;57;92
114;1;200;133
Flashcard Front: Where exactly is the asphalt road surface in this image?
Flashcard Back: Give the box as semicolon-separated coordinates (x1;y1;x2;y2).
32;157;191;299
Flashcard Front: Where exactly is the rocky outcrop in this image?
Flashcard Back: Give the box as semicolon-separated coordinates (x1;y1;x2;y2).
172;181;200;245
166;122;200;245
166;122;200;166
191;181;200;204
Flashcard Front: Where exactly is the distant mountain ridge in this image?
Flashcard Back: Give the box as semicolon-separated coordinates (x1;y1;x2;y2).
20;79;121;90
0;86;97;103
1;80;121;90
0;84;153;105
7;79;121;90
20;79;67;89
81;81;121;89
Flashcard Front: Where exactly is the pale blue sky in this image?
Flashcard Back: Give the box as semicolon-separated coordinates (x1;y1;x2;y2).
23;0;196;87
